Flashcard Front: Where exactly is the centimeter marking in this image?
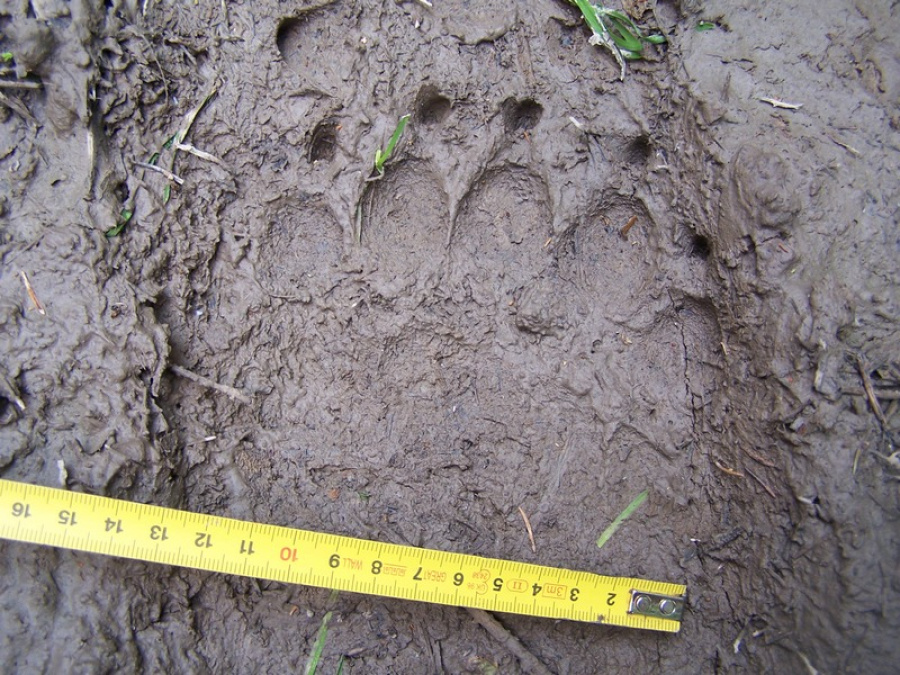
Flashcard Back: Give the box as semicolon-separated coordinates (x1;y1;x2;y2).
0;479;685;633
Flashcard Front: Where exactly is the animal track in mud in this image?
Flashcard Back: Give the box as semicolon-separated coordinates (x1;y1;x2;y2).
18;1;891;669
276;5;356;89
621;134;653;165
362;160;449;288
501;97;544;133
307;118;339;163
428;0;520;45
179;0;723;561
252;197;342;299
415;86;452;127
450;166;552;305
713;144;802;262
559;195;664;325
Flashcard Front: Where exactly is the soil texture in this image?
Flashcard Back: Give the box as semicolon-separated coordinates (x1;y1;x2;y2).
1;1;898;673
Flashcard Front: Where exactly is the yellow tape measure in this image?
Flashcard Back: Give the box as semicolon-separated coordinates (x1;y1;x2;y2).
0;479;686;633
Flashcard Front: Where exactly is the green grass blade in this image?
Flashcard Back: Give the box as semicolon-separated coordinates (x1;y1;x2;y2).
572;0;605;37
105;208;134;238
596;489;649;549
303;610;333;675
571;1;664;70
384;114;410;157
601;10;644;53
374;113;410;174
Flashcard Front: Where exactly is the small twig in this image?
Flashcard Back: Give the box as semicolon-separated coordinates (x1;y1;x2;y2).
0;91;38;126
135;161;185;185
415;0;433;7
828;135;861;157
619;215;638;240
19;271;46;315
170;364;252;405
713;459;744;478
745;468;776;498
354;202;363;244
175;142;223;165
0;80;42;90
794;650;820;675
842;387;900;400
732;619;752;654
466;609;554;675
759;97;803;110
517;506;536;553
856;356;887;428
0;373;26;411
175;83;218;147
872;450;900;472
169;82;219;176
741;445;777;468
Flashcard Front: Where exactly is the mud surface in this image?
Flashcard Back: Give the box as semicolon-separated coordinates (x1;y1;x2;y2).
1;1;898;672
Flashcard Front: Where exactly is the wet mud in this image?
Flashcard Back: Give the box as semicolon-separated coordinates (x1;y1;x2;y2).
1;1;898;672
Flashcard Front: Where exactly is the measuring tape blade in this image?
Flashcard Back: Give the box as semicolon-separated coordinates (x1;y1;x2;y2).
0;479;686;632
